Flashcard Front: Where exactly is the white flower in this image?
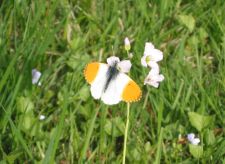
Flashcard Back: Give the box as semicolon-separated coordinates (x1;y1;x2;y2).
141;42;163;68
144;66;164;88
32;69;41;86
39;115;46;120
107;56;132;73
124;37;131;51
187;133;200;145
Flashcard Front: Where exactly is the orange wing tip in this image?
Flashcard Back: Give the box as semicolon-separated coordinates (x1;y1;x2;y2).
122;80;142;103
84;62;100;84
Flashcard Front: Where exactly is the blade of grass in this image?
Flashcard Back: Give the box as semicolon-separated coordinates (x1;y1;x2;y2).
99;106;108;154
1;103;33;159
8;119;33;159
43;88;68;164
79;105;101;162
172;79;184;110
154;127;164;164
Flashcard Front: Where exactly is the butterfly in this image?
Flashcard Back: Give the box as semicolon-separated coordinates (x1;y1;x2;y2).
84;56;142;105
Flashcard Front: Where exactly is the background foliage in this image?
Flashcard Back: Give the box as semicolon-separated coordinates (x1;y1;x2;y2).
0;0;224;163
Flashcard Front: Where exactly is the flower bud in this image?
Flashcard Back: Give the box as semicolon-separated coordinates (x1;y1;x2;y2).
124;37;131;51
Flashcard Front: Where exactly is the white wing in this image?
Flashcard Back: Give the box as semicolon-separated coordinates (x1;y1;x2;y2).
90;63;108;99
101;72;130;105
101;79;121;105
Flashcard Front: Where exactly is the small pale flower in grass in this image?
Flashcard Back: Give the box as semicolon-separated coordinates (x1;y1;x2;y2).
144;66;164;88
187;133;200;145
32;69;41;86
39;115;46;120
124;37;131;51
128;52;133;59
141;42;163;68
107;56;131;73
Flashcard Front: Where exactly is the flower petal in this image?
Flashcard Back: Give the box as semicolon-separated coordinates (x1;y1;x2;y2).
32;69;41;85
156;74;164;82
149;65;160;75
144;77;159;88
117;60;132;73
144;69;164;88
147;61;160;71
191;138;200;145
141;55;148;67
144;42;155;54
107;56;120;66
143;42;163;62
124;37;130;46
124;37;131;51
187;133;195;141
39;115;46;120
150;49;163;62
151;82;159;88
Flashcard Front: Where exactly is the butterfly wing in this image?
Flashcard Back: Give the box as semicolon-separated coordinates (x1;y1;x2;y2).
100;74;123;105
120;76;142;103
84;62;142;105
84;62;108;99
101;72;142;105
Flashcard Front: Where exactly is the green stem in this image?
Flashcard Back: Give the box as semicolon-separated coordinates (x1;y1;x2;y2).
122;103;130;164
99;106;108;154
126;50;129;56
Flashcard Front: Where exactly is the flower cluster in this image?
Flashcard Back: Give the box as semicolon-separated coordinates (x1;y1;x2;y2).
187;133;200;145
141;42;164;88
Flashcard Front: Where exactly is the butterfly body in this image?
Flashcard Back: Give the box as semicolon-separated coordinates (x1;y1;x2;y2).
104;61;119;91
84;61;141;105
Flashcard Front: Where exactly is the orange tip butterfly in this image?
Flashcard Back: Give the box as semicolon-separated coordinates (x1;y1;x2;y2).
84;58;142;105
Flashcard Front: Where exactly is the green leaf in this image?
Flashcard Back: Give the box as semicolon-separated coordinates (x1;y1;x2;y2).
0;160;7;164
178;14;195;32
44;90;55;102
5;151;22;164
78;85;90;101
130;148;141;161
188;112;214;131
189;144;203;159
66;54;90;69
188;35;199;46
30;122;44;138
104;117;125;137
17;97;35;131
204;129;215;145
214;139;225;159
20;114;34;131
8;119;33;159
16;97;34;114
144;142;151;152
198;27;208;41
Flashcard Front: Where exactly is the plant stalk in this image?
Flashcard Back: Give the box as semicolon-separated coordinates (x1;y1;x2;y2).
122;103;130;164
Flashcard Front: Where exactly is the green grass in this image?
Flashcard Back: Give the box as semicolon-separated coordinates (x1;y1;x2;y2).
0;0;225;163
